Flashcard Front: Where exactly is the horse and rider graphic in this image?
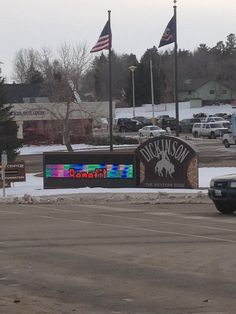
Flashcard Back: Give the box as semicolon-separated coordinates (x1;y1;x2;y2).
155;150;175;178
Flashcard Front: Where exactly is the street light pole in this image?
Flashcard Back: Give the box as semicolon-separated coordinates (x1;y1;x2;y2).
129;65;137;117
150;60;155;120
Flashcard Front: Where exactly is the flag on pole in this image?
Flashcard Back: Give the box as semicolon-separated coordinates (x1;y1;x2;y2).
90;20;111;53
159;16;175;48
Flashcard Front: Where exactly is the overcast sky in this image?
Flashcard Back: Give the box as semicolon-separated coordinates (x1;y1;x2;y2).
1;0;235;82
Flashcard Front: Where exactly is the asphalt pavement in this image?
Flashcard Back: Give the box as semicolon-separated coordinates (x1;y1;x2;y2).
0;202;236;313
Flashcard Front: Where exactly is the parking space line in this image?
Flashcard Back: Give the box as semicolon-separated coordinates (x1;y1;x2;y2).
3;203;236;234
100;213;236;233
1;209;236;244
146;211;236;224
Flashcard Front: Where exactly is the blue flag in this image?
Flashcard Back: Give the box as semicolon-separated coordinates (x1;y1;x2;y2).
159;16;175;48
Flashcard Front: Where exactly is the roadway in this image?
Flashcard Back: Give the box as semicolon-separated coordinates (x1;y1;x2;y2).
0;202;236;313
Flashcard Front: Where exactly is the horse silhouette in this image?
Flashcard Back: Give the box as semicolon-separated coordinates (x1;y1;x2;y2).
155;151;175;178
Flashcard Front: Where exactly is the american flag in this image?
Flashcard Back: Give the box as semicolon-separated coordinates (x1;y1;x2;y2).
90;20;111;53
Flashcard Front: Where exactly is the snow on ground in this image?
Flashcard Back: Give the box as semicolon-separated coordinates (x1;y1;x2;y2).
19;143;138;155
0;143;235;198
2;166;235;198
115;103;236;120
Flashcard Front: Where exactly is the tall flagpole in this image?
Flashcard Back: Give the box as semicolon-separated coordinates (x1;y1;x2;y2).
174;0;179;137
108;10;113;151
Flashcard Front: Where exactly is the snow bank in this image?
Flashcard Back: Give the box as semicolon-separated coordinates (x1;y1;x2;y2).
115;103;236;120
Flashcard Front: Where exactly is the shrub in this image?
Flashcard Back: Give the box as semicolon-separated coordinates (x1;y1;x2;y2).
85;135;139;146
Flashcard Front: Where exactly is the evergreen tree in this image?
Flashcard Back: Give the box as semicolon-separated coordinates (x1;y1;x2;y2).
134;47;163;105
94;53;109;100
123;54;139;105
225;33;236;55
0;77;22;161
84;52;138;102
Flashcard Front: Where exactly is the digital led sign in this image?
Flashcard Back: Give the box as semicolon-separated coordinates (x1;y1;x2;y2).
43;152;137;189
45;163;134;179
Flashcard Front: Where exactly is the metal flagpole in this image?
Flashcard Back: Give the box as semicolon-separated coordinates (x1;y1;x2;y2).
173;0;179;137
108;10;113;151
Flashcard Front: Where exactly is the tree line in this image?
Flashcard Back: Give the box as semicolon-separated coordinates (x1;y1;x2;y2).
1;33;236;157
11;33;236;108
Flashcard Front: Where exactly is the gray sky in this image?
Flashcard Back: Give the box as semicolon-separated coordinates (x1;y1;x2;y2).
1;0;235;82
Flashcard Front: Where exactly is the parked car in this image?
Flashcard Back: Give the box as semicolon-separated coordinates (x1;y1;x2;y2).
222;132;236;148
201;116;231;128
208;174;236;214
179;118;201;133
212;113;229;120
156;114;170;121
193;112;207;119
157;117;177;130
115;118;141;132
139;125;166;137
132;116;152;126
192;122;229;139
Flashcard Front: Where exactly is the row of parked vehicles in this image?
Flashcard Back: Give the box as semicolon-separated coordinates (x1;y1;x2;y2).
115;114;232;138
115;116;174;137
115;115;178;133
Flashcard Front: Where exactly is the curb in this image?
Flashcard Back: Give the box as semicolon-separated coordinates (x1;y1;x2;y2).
0;191;212;205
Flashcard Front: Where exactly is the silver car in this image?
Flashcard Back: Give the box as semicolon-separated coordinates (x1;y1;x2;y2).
139;125;166;137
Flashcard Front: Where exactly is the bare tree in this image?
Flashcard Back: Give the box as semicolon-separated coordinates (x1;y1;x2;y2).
13;48;41;83
13;43;92;151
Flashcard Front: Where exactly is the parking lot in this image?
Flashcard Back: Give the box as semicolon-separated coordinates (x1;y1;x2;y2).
1;201;236;313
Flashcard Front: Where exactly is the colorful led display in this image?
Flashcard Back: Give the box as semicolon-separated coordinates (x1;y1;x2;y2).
43;152;137;188
45;163;134;179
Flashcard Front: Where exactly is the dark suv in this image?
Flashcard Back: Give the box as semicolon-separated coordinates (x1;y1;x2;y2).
132;116;152;126
208;174;236;214
116;118;141;132
179;118;201;133
157;117;177;130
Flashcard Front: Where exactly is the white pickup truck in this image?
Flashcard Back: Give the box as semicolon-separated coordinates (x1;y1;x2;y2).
222;132;236;148
192;122;229;139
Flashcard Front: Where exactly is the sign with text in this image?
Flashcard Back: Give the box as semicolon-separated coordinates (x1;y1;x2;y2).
136;136;198;188
0;162;26;182
43;152;137;189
